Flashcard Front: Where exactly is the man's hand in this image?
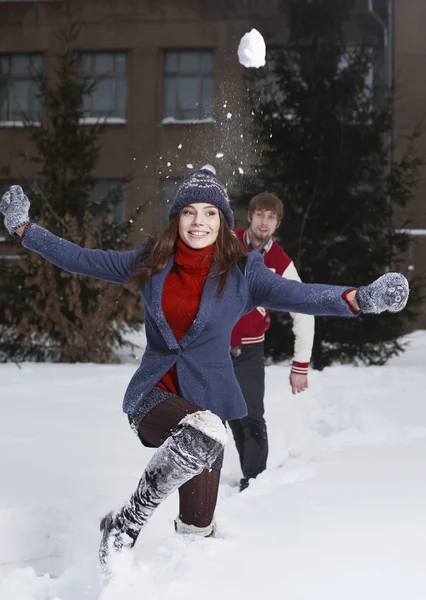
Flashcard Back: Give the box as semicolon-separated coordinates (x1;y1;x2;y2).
289;372;308;395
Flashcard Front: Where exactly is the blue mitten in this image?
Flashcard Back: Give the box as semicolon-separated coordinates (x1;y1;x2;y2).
0;185;30;235
355;273;409;314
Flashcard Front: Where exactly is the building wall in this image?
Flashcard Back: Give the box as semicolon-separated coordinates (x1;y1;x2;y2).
0;0;282;239
393;0;426;327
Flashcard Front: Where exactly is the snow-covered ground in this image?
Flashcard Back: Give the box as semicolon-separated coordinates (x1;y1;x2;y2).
1;331;426;600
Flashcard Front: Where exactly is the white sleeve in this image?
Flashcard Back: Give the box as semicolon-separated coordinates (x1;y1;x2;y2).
282;261;315;365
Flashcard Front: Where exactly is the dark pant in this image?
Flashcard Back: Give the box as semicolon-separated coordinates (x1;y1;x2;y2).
228;343;268;480
134;393;220;528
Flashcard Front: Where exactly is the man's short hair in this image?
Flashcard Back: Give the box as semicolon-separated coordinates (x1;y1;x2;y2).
248;192;284;222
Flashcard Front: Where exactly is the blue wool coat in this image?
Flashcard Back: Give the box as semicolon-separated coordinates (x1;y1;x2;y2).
22;224;357;420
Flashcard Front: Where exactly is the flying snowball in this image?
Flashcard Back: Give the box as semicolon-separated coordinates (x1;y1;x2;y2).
237;29;266;68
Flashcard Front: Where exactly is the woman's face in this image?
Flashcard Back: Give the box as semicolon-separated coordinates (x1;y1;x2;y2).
178;203;221;249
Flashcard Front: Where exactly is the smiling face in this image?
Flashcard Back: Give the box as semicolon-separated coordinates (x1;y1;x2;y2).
178;203;221;249
248;208;280;245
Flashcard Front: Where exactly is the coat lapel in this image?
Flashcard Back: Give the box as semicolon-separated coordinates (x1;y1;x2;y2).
179;270;219;350
149;256;180;351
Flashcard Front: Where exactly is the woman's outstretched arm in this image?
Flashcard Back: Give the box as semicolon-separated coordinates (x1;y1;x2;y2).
246;252;408;317
1;185;143;284
21;224;143;284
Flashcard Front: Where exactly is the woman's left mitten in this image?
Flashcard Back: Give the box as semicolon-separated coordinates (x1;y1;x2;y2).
355;273;409;314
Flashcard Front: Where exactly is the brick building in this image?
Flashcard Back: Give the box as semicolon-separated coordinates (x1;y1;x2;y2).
0;0;279;237
0;0;425;325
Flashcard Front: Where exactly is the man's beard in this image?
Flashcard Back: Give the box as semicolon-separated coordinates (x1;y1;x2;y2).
252;228;270;242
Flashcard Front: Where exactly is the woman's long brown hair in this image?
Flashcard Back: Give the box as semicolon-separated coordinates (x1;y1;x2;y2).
129;211;245;295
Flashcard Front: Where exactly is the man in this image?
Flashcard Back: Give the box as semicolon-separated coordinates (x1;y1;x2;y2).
230;192;315;491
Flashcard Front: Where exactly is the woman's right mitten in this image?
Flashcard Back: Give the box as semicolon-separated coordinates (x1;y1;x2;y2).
0;185;30;235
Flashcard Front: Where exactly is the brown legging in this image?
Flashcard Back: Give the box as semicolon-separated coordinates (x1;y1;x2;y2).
137;395;221;529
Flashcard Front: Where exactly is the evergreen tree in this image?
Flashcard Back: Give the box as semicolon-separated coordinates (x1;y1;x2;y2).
238;0;423;369
0;22;142;363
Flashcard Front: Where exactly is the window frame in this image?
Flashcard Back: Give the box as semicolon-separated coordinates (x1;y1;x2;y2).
89;179;127;225
0;52;43;127
79;51;128;124
162;49;215;124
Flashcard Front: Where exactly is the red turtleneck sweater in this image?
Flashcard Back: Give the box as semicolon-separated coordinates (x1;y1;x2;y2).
157;238;215;395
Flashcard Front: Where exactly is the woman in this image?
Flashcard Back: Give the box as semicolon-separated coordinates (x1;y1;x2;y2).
0;166;409;575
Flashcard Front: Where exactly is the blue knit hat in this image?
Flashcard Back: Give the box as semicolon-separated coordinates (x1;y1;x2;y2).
168;164;234;228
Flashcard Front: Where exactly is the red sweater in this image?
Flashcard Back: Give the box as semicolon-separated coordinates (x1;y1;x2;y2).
157;238;214;395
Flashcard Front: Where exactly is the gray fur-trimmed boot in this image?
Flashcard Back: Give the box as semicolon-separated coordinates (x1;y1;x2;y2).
99;410;227;575
174;515;216;537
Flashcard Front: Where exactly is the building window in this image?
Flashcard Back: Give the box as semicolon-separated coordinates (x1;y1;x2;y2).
90;179;126;224
0;54;42;125
80;52;127;122
163;50;214;123
159;177;182;227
